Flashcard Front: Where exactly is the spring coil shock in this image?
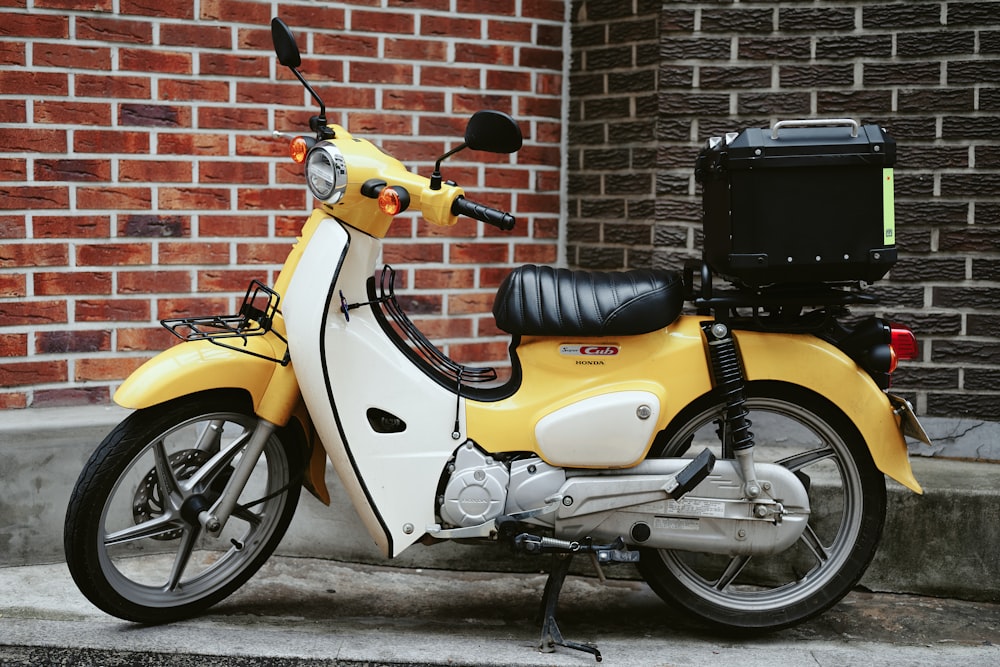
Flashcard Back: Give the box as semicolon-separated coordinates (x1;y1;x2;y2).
701;321;754;455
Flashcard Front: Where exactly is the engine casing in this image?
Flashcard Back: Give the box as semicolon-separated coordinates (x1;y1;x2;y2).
439;443;510;528
439;443;565;528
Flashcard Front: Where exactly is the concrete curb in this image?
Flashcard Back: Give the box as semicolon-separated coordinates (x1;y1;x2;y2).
2;405;998;602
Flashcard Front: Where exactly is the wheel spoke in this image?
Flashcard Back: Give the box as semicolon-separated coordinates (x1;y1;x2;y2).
640;391;885;630
105;515;183;546
67;398;302;623
182;428;252;492
776;446;834;473
713;554;752;592
799;524;831;565
164;525;200;592
231;504;262;528
152;440;183;510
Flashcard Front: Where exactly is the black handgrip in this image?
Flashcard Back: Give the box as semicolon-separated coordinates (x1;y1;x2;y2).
451;196;516;231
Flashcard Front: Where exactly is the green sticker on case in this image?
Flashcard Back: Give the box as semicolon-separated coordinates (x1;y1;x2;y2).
883;168;895;244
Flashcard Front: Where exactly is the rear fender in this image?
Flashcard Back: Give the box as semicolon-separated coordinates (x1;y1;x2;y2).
736;329;922;493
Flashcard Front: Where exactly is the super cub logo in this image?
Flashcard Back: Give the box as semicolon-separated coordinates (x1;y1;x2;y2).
563;345;619;356
560;344;620;366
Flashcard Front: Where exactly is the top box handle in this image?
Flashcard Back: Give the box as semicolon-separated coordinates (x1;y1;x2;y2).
771;118;859;140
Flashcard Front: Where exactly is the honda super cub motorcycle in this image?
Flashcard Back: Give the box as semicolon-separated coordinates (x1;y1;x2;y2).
64;18;931;661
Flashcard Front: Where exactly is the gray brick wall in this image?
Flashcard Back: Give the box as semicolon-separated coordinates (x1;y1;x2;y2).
569;0;1000;419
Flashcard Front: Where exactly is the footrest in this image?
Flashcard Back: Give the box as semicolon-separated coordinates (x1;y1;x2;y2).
594;546;640;564
667;447;715;499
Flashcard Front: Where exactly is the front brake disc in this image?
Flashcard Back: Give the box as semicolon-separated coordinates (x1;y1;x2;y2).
132;449;211;541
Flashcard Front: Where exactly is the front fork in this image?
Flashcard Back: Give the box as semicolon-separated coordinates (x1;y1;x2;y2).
197;418;278;535
702;321;762;499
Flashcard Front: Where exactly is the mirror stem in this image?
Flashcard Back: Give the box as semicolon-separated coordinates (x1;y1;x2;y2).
289;66;332;139
429;142;467;191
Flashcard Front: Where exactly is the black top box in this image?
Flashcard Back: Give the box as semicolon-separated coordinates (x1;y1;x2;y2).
695;119;897;287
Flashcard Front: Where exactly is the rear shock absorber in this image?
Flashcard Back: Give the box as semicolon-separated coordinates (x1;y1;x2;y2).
701;321;761;498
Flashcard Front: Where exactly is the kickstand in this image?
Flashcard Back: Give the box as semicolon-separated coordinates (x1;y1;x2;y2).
538;554;602;662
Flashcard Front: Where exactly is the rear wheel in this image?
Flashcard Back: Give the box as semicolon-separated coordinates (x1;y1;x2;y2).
64;391;302;623
638;381;886;631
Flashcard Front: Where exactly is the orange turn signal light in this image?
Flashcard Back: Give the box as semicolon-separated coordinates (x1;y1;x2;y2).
377;185;410;216
290;136;311;164
378;187;402;215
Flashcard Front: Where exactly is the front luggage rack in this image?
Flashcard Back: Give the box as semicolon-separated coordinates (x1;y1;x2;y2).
161;280;289;365
375;265;497;387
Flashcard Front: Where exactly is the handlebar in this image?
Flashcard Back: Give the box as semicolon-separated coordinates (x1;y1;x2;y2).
451;196;516;231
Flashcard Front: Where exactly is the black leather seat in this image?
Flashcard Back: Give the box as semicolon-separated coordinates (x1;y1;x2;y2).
492;265;684;337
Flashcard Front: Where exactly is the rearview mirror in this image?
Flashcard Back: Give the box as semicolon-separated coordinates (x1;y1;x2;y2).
464;110;523;154
271;18;301;69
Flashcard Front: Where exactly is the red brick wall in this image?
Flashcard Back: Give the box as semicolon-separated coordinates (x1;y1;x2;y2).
0;1;565;408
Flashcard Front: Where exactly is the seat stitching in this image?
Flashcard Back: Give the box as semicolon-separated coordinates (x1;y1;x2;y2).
532;268;540;329
603;284;677;332
587;271;599;329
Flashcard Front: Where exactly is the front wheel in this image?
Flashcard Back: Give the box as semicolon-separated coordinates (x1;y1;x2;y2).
638;381;887;631
64;390;303;623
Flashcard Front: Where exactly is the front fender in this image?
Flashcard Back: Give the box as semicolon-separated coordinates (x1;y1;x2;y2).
736;329;922;493
114;336;331;505
115;337;278;412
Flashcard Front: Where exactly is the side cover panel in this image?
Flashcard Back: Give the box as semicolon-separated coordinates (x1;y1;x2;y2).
466;317;714;468
534;391;661;467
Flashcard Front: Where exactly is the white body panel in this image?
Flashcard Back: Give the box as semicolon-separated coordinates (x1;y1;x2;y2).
282;216;464;557
535;391;660;467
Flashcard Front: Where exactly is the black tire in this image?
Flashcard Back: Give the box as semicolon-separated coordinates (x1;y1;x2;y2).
64;390;303;623
638;381;887;631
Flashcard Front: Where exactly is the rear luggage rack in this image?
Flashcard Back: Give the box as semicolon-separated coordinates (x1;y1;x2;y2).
684;260;879;333
161;280;289;365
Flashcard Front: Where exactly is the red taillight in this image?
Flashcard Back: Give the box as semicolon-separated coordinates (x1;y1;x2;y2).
889;324;919;362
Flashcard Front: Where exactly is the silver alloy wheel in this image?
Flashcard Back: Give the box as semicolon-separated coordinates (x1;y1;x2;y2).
639;383;886;629
95;411;291;610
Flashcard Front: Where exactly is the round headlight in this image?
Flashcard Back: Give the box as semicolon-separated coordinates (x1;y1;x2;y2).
305;143;347;204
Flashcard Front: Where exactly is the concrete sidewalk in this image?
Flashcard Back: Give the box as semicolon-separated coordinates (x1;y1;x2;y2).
1;556;999;666
2;404;1000;665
